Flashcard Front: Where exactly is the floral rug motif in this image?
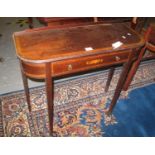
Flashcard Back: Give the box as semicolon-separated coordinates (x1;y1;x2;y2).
0;60;155;137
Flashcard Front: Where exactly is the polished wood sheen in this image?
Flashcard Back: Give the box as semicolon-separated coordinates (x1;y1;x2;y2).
13;23;144;136
123;24;155;90
14;23;142;62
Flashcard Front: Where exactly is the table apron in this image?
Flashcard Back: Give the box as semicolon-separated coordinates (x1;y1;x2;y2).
20;49;140;79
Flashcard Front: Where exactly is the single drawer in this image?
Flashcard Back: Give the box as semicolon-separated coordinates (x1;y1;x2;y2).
52;51;131;76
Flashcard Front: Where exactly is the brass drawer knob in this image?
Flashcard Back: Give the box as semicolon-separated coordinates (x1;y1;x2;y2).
67;64;73;71
115;56;121;61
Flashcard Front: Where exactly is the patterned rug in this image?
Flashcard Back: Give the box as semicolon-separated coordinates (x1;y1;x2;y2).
0;60;155;137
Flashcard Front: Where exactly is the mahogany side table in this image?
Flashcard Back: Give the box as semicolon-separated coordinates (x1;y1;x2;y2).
13;23;144;136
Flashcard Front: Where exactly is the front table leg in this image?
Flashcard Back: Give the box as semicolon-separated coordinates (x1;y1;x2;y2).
45;63;54;136
105;52;135;115
19;60;31;112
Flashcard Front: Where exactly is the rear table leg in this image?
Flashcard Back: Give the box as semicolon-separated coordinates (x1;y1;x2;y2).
105;67;115;92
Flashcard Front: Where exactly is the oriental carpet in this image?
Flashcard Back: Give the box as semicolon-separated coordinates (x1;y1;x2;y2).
0;60;155;137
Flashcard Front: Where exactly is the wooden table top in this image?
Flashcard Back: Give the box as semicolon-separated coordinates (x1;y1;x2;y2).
13;23;144;63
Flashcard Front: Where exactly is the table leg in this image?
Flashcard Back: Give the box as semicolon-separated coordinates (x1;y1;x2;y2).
105;52;135;115
45;63;53;136
123;46;146;91
105;67;115;92
19;60;31;112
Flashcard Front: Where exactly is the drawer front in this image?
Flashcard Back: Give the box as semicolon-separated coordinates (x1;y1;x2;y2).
52;51;131;76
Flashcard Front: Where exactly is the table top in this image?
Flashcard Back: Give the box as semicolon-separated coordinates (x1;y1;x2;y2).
13;23;144;63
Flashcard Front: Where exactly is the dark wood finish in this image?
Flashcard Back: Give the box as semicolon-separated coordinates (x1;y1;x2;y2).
13;23;143;62
105;67;115;92
29;17;147;34
36;17;134;28
123;46;146;90
123;24;155;91
19;60;31;111
13;23;144;136
45;63;53;135
106;50;136;115
52;51;131;77
106;17;147;92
